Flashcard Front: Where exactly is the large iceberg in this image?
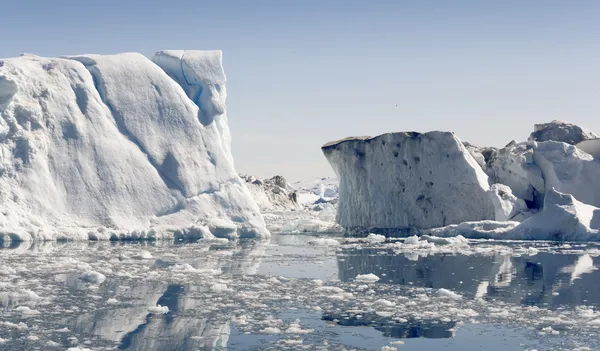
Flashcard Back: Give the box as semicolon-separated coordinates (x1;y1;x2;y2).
0;51;268;242
321;132;518;233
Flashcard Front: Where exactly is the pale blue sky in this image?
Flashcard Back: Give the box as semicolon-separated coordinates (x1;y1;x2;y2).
2;1;600;181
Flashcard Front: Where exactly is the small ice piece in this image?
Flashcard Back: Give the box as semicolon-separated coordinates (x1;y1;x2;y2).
308;238;340;246
404;235;419;245
106;298;119;305
0;338;7;344
131;250;153;259
210;283;233;293
14;306;40;315
285;320;313;334
260;327;281;334
381;347;397;351
365;234;386;243
355;273;380;283
80;271;106;285
148;304;169;314
373;299;396;308
540;326;560;335
436;288;462;300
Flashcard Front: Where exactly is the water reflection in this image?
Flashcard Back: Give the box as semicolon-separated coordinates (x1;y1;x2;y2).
323;313;456;339
338;247;600;308
0;239;267;350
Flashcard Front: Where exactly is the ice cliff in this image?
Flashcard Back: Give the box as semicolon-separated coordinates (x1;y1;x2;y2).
0;51;268;242
321;132;519;233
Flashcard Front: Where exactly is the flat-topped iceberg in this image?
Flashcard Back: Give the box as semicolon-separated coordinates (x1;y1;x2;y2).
321;132;521;233
0;51;268;242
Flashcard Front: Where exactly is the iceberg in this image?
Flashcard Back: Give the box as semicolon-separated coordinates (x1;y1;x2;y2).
0;51;267;242
321;132;519;233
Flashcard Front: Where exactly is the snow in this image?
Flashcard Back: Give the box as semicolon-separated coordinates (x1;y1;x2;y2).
0;51;267;242
322;132;509;233
529;120;599;145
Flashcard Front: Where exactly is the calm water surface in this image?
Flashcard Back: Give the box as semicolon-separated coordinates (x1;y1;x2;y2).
0;234;598;350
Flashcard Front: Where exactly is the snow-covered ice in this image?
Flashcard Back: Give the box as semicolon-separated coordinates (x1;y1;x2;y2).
0;51;267;242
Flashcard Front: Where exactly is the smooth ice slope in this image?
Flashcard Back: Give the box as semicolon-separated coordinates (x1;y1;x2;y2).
322;132;510;233
0;52;267;242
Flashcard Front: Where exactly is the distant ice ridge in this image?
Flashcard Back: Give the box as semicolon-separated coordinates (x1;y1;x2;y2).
0;51;268;242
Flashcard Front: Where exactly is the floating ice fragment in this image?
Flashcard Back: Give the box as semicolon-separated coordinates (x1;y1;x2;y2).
308;238;340;246
436;288;462;300
80;271;106;285
148;304;169;314
259;327;281;334
373;299;396;308
365;234;386;243
404;235;419;245
210;283;233;293
355;273;380;283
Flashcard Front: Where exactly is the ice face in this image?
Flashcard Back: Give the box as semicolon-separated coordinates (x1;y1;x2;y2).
322;132;511;233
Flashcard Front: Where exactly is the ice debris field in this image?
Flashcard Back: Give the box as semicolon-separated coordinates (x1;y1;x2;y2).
2;49;600;350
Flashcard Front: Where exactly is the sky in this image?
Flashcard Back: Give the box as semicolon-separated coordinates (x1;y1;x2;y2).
2;1;600;181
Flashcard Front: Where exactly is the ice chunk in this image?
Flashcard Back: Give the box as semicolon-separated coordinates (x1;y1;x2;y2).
529;120;599;145
307;238;340;246
355;273;380;283
148;304;169;314
80;271;106;285
488;184;528;221
322;132;498;233
436;288;462;300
